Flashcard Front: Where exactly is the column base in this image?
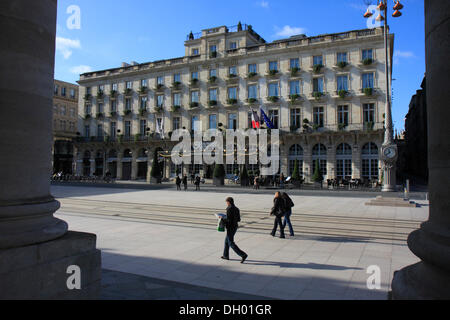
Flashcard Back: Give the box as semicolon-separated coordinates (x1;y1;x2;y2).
0;231;101;300
391;261;450;299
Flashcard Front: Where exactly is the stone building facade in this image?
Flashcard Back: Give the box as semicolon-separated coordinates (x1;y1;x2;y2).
74;24;393;183
53;79;78;174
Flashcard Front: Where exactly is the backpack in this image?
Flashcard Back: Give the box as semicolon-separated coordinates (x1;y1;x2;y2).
236;207;241;222
283;193;294;209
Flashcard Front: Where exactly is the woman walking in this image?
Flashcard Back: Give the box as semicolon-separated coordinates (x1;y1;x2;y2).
281;192;295;236
270;192;286;238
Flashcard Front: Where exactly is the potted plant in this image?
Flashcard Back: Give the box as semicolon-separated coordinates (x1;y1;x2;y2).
290;67;300;76
312;161;323;188
123;109;132;116
123;88;132;95
240;165;249;186
312;124;320;131
268;69;278;76
172;81;181;89
103;135;110;143
313;91;324;100
118;134;124;143
96;91;104;99
337;61;348;69
338;89;348;99
302;118;310;132
110;111;117;117
139;108;147;116
290;125;299;133
154;106;163;113
110;90;117;97
291;159;302;187
83;93;91;100
268;96;279;103
190;79;199;86
84;114;91;120
247;98;257;104
134;133;141;142
248;72;258;78
364;87;373;96
228;73;237;79
338;123;348;131
289;94;300;104
96;112;104;119
227;98;238;105
209;51;217;58
365;121;374;131
313;64;324;73
156;83;164;90
208;76;217;83
139;86;148;94
213;163;225;186
171;105;181;112
189;102;199;108
363;58;373;65
208;100;217;107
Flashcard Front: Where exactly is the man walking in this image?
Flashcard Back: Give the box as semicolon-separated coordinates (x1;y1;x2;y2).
176;176;181;190
195;175;201;191
221;197;248;263
182;174;188;191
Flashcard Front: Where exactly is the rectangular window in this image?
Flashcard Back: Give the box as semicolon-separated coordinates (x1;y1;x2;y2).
140;79;147;87
248;85;257;99
337;75;348;91
229;66;237;76
70;108;75;117
157;95;164;107
125;98;131;110
313;107;324;127
313;55;323;66
290;58;300;69
248;112;253;129
173;73;181;83
157;76;164;85
210;45;217;52
338;105;349;126
98;85;104;93
269;61;278;71
110;122;116;138
173;117;181;130
111;100;117;112
191;72;198;80
228;113;237;130
210;69;217;77
209;114;217;129
70;88;76;99
97;124;103;137
191;115;200;131
126;81;132;89
84;125;90;138
268;83;279;97
86;87;91;95
362;73;374;89
140;96;147;109
337;52;348;63
230;42;237;49
363;103;375;123
289;80;300;95
61;105;67;115
209;89;217;101
248;64;257;74
84;104;91;115
313;77;324;93
173;93;181;106
268;110;279;129
61;87;66;96
290;108;301;128
191;91;199;103
140;119;147;135
124;121;131;137
54;84;59;95
228;87;237;99
337;159;352;179
112;83;118;91
192;48;199;55
362;49;373;60
97;103;103;114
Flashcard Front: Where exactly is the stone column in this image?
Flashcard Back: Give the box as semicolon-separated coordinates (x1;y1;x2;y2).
352;144;361;179
303;149;312;183
391;0;450;299
326;146;335;181
0;0;100;299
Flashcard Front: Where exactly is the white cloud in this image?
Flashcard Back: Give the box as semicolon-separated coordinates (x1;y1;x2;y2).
258;1;269;8
70;65;92;74
275;25;307;38
56;37;81;59
394;50;415;58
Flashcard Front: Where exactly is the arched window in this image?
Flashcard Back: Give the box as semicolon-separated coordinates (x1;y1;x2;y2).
108;149;117;159
312;144;327;176
361;143;379;180
138;148;148;158
336;143;352;179
288;144;303;176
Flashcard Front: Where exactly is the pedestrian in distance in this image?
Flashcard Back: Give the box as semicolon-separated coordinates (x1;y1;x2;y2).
221;197;248;263
281;192;295;237
176;176;181;190
195;176;201;191
182;175;188;191
270;191;286;238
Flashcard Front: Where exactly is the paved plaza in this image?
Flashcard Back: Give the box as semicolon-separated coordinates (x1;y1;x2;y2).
52;185;429;300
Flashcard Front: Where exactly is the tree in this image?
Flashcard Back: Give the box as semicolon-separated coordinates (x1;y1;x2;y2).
312;160;323;183
292;159;301;181
240;165;249;181
150;150;161;179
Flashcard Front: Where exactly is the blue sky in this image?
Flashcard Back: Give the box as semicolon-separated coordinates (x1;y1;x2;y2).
55;0;425;131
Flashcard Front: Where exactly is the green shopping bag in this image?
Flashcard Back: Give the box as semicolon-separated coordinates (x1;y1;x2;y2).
215;213;226;232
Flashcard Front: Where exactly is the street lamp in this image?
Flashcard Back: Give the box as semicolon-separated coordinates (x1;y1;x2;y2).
363;0;404;192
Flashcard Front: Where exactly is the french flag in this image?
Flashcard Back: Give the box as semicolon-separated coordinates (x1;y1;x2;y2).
251;109;260;129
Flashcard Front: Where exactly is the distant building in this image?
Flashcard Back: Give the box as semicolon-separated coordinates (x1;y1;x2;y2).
404;77;428;183
52;80;79;174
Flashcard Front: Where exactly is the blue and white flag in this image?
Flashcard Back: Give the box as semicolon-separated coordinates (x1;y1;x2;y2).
260;108;275;129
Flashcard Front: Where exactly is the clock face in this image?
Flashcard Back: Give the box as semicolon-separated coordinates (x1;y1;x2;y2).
383;147;396;159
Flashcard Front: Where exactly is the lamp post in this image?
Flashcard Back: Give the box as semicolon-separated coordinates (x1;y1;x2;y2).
364;1;404;192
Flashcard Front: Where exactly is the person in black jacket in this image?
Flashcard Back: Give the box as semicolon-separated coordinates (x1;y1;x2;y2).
221;197;248;263
182;175;188;191
175;176;181;190
281;192;295;236
270;191;286;238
